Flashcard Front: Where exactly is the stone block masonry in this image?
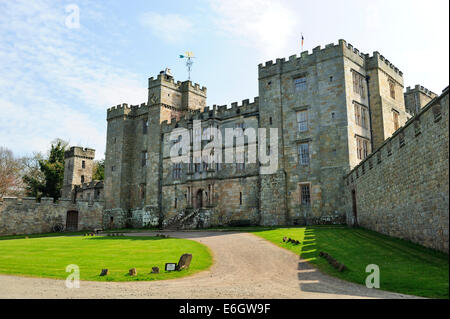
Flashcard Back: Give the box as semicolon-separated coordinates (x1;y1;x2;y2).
0;197;104;236
344;87;449;253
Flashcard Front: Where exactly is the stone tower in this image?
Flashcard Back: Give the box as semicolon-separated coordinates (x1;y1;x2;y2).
104;70;207;222
404;84;438;115
257;39;410;224
62;146;95;200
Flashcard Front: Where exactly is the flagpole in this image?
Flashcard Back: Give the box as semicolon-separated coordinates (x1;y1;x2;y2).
301;33;304;52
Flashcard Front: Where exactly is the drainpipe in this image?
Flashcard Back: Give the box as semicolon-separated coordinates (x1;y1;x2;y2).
365;75;374;152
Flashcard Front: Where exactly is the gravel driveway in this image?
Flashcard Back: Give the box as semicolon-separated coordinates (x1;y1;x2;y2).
0;231;420;299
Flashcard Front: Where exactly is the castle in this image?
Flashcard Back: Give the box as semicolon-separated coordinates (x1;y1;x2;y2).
102;39;412;228
1;39;448;252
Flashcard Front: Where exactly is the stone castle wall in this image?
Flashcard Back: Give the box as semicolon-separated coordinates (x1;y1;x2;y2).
344;88;449;252
0;197;104;236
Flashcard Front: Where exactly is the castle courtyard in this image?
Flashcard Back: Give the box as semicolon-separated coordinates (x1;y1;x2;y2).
0;230;423;299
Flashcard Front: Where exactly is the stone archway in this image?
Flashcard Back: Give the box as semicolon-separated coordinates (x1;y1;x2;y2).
195;189;203;209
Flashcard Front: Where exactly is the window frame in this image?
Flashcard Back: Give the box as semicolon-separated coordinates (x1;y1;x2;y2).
294;77;307;91
298;142;310;166
296;110;308;132
299;183;311;206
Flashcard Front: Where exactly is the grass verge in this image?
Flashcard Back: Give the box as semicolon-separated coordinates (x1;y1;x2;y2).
251;225;449;299
0;235;212;282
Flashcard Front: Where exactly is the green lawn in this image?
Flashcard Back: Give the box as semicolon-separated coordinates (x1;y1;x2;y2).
252;226;449;299
0;235;212;282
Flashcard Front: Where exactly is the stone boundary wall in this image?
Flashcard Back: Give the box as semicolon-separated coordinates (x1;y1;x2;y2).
0;197;104;236
344;87;449;252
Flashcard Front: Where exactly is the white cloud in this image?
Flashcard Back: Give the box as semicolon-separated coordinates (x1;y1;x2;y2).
140;12;194;44
0;0;147;159
208;0;299;59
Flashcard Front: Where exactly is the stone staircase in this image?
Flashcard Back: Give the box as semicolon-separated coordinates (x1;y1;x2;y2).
163;209;201;230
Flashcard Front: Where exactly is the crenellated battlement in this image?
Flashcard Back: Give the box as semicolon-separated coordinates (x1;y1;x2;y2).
107;102;148;120
365;51;403;77
149;73;207;95
258;40;361;71
258;39;403;79
160;97;259;132
0;196;104;206
64;146;95;159
406;84;438;98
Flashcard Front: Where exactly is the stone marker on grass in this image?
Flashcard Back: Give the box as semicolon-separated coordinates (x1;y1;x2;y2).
151;267;160;274
177;254;193;270
129;268;137;276
100;269;109;276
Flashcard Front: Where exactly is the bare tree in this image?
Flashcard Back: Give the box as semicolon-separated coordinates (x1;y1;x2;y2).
0;147;23;198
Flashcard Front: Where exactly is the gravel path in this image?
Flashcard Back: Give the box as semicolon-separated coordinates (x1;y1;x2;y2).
0;231;420;299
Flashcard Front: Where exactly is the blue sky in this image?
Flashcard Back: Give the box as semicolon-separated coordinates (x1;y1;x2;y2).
0;0;448;160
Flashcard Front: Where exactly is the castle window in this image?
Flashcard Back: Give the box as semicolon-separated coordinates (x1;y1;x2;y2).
172;163;182;179
389;80;396;99
298;143;310;165
356;136;369;160
140;184;146;200
143;119;149;134
377;152;382;164
236;150;245;171
142;151;148;167
296;110;308;132
82;160;85;169
194;155;201;172
354;103;368;128
81;175;85;183
203;127;210;140
175;197;177;209
234;123;245;137
111;165;115;172
294;77;307;91
269;117;272;125
300;183;311;206
392;110;400;131
239;192;242;205
352;71;365;98
194;128;201;144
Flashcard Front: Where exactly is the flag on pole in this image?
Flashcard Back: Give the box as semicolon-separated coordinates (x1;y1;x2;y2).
301;34;304;51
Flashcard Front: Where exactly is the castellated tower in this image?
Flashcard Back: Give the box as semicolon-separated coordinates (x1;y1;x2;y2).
257;39;410;225
404;84;438;115
62;146;95;200
104;70;207;225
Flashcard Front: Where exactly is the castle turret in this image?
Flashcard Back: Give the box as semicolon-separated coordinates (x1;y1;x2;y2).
62;146;95;200
404;84;438;115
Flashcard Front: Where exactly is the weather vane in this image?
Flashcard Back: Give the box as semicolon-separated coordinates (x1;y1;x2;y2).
179;51;195;81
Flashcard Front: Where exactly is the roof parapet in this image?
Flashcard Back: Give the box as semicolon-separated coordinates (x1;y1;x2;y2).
405;84;438;98
160;97;260;132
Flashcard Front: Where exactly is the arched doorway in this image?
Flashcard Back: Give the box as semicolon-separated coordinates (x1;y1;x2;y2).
66;210;79;231
195;189;203;209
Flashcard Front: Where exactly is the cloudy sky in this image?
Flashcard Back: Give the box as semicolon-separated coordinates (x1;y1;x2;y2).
0;0;448;160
